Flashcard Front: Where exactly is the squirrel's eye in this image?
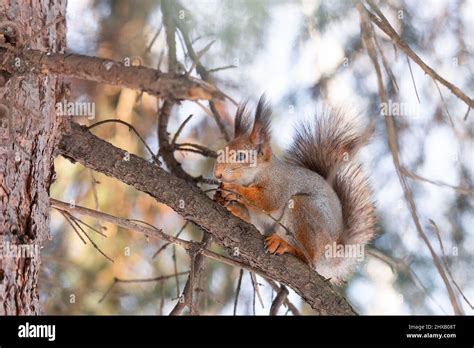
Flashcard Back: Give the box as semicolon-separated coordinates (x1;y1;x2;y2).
237;152;246;161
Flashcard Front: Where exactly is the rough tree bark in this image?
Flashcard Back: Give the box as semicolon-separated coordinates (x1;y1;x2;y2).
0;1;67;314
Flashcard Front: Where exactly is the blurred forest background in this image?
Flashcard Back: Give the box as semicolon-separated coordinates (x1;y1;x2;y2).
42;0;473;315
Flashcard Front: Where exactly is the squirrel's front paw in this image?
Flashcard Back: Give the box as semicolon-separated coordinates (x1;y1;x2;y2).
219;182;240;201
214;183;250;222
265;234;292;255
214;183;239;206
225;201;250;222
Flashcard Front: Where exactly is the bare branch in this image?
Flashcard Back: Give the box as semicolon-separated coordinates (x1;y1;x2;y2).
405;55;420;103
169;233;212;315
429;220;473;310
157;100;194;182
88;119;158;163
270;284;289;316
250;272;265;310
364;0;474;108
173;7;233;140
263;277;300;315
0;48;221;101
56;208;114;263
152;222;188;259
50;198;267;277
145;25;163;54
233;269;244;315
171;114;194;145
58;210;86;245
98;272;189;304
401;168;474;195
208;65;238;74
175;143;217;158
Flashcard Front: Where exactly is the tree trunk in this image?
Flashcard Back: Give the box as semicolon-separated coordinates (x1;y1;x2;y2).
0;0;67;314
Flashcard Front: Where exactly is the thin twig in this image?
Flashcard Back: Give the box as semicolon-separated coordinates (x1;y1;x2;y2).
193;100;213;116
401;168;474;195
68;212;114;263
270;284;289;316
208;65;238;74
173;12;233;140
429;220;473;309
59;210;86;245
171;114;194;145
172;245;180;299
175;143;217;158
406;55;420;103
89;170;105;232
57;208;113;262
364;0;473;108
432;78;455;127
356;1;464;315
250;272;265;310
88;119;157;162
186;40;215;77
463;106;470;121
152;221;188;259
372;25;399;93
70;214;107;238
233;269;244;315
263;277;300;315
50;199;264;276
145;25;163;54
98;271;189;303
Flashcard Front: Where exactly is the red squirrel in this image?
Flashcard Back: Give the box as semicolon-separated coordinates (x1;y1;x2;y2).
213;96;376;283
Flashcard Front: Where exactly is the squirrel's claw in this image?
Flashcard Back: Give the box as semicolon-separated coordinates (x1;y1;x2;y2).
265;234;290;255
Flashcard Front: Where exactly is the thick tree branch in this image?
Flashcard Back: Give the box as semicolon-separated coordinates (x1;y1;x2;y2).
0;47;221;101
56;122;357;315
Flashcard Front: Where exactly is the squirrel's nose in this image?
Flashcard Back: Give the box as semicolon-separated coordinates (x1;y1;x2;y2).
214;167;223;180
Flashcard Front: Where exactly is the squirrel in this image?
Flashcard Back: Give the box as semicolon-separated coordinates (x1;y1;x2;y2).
213;95;376;283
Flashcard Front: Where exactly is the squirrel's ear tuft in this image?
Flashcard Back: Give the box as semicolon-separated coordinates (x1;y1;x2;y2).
234;101;252;138
250;94;272;145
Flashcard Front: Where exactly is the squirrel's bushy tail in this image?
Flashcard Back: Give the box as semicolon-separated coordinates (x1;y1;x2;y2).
286;110;376;246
